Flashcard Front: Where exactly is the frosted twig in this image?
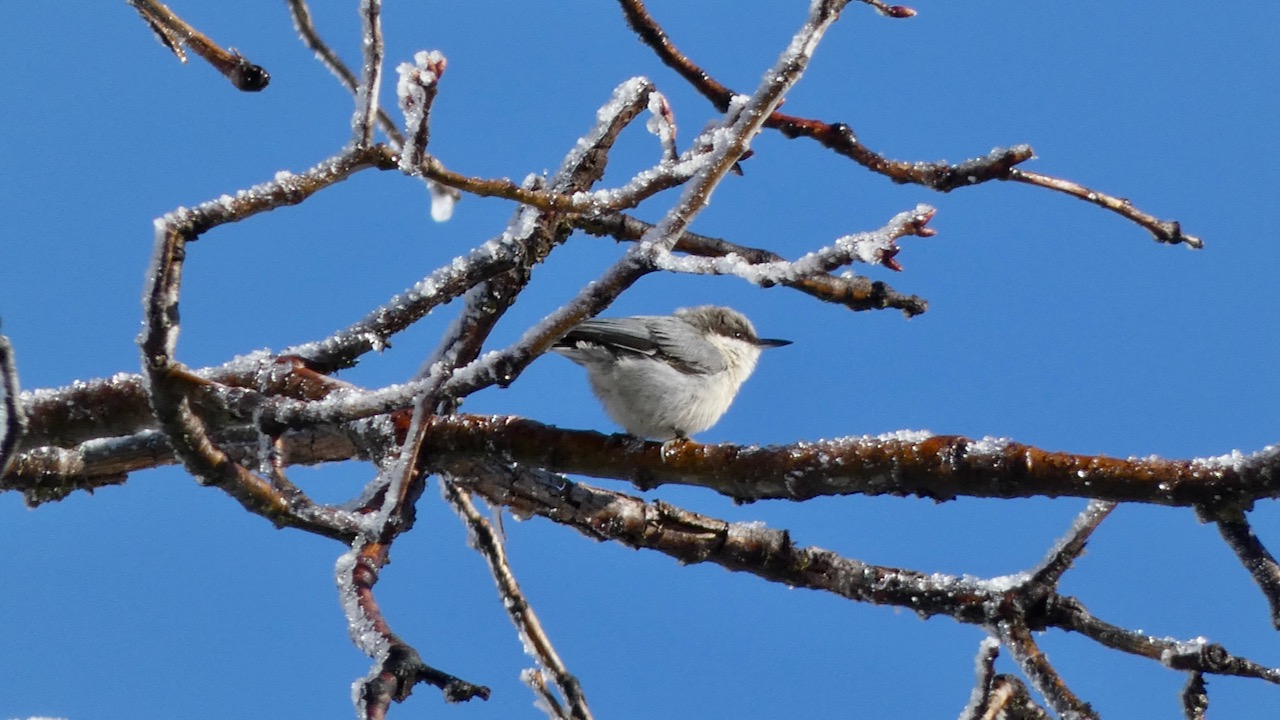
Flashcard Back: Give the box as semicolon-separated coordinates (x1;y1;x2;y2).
395;51;447;173
352;0;384;147
958;637;1002;720
286;1;462;213
1027;500;1116;587
286;0;404;146
958;639;1048;720
522;669;569;720
996;621;1098;720
1182;672;1208;720
1208;507;1280;629
618;0;1199;249
127;0;269;91
139;147;393;541
576;211;929;316
1048;595;1280;683
414;145;693;213
443;482;594;720
283;234;522;373
337;540;491;718
630;0;852;254
652;204;936;279
0;330;23;480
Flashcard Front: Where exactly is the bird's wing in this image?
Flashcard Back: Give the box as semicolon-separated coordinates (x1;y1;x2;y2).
556;317;726;375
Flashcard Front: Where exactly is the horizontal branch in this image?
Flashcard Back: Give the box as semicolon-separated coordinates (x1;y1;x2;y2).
417;416;1280;508
577;211;929;316
11;411;1280;510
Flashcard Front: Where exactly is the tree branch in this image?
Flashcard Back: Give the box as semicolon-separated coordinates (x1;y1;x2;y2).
127;0;269;91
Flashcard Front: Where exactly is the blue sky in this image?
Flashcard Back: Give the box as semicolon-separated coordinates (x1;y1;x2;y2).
3;2;1279;718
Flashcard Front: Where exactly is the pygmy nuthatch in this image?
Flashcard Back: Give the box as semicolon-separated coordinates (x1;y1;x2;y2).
552;305;790;440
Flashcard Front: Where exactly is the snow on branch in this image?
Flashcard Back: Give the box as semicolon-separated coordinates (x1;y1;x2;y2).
652;204;936;282
0;329;24;480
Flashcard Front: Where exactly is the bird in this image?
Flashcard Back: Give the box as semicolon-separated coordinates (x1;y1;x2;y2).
551;305;790;440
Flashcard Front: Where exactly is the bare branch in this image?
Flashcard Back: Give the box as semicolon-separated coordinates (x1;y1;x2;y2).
617;0;1199;248
575;212;929;316
1182;672;1208;720
448;458;1280;689
127;0;269;91
1028;500;1116;587
1207;507;1280;629
997;621;1098;719
1009;168;1203;249
0;330;24;480
286;0;404;146
336;540;490;718
352;0;385;147
415;417;1280;508
443;482;593;719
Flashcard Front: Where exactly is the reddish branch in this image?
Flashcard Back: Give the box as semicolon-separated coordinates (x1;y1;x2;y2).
343;540;490;715
127;0;269;91
11;408;1280;511
444;459;1280;688
617;0;1202;248
416;416;1280;508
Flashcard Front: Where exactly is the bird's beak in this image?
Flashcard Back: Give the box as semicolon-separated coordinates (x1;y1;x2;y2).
756;337;791;348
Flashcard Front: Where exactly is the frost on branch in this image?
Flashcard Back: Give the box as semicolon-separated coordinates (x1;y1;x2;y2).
396;50;446;174
0;330;23;479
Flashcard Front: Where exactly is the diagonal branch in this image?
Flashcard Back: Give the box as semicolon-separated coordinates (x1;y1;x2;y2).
127;0;269;91
1206;507;1280;629
997;621;1098;719
617;0;1200;248
286;0;404;146
443;481;593;720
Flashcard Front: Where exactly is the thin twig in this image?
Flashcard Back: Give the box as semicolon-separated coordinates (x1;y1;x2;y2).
352;0;385;147
1028;500;1116;587
337;539;491;719
1009;168;1202;248
286;0;405;146
0;329;25;479
138;146;391;541
1182;672;1208;720
576;211;929;316
997;621;1098;719
1207;507;1280;629
444;482;594;719
412;416;1280;508
617;0;1199;248
127;0;269;91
